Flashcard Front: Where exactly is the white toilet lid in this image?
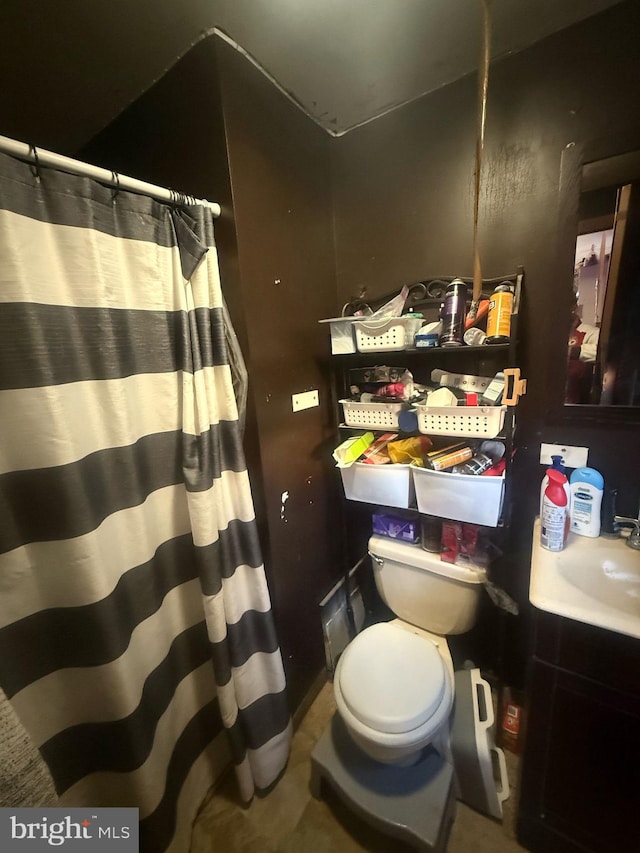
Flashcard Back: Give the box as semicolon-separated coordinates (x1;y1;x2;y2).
339;622;446;735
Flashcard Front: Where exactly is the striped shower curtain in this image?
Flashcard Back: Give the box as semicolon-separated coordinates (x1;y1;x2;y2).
0;152;291;851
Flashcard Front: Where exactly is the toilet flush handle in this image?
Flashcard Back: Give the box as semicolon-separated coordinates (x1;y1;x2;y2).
368;551;384;566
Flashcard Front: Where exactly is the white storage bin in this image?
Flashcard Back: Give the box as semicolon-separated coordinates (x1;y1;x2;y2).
354;317;423;352
318;317;359;354
415;405;506;438
340;399;404;430
340;463;414;509
412;465;505;527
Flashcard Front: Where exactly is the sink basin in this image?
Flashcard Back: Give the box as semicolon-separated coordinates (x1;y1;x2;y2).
530;518;640;639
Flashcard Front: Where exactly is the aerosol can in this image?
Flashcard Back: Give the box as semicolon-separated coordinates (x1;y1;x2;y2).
539;455;571;518
540;469;569;551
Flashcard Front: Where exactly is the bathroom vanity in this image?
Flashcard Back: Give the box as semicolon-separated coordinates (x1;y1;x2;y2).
517;528;640;853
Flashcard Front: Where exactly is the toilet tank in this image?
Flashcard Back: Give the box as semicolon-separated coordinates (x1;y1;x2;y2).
368;535;485;635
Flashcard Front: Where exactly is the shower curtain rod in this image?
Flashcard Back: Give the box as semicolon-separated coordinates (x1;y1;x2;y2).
0;135;221;217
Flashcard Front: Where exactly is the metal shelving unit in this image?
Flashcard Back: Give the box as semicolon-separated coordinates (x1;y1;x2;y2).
324;268;525;659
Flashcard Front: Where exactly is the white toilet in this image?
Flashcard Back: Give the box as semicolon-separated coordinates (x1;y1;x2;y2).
334;534;486;766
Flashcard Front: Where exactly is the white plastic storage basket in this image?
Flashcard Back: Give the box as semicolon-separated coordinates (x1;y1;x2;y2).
318;317;358;354
415;405;506;438
340;399;404;430
354;317;423;352
412;465;505;527
340;463;414;509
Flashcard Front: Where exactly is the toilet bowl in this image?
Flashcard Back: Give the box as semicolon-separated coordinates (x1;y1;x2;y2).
334;619;455;764
334;535;485;765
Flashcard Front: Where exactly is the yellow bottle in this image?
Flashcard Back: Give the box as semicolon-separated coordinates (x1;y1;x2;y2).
486;284;513;344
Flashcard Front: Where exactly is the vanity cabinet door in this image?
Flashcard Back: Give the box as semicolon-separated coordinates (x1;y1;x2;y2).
556;619;640;698
533;610;640;697
518;657;640;853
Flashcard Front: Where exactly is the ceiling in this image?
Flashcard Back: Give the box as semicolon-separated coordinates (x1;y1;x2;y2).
0;0;623;153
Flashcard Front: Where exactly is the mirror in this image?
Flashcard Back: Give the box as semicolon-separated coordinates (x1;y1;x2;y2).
564;149;640;405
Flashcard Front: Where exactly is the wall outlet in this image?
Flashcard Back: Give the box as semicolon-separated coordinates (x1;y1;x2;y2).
540;443;589;469
292;389;319;411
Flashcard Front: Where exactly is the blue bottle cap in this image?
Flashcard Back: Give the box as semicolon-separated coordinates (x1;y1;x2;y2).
569;467;604;489
398;409;419;433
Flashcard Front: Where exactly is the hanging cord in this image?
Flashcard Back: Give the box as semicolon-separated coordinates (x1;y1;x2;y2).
28;144;41;183
110;171;120;204
469;0;492;320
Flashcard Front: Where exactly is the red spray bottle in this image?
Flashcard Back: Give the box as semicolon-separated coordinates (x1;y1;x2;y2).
540;468;569;551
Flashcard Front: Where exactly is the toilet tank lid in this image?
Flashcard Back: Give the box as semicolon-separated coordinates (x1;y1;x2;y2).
369;535;486;585
339;622;447;734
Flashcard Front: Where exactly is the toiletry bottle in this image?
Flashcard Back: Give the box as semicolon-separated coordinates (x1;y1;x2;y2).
539;455;571;518
569;467;604;537
439;280;467;347
485;284;514;344
541;469;569;551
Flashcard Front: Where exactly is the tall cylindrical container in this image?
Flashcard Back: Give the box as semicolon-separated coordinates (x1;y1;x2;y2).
539;455;571;518
439;280;467;347
486;284;513;344
541;469;569;551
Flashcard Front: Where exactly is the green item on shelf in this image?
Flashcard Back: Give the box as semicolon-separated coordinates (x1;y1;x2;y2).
333;432;375;467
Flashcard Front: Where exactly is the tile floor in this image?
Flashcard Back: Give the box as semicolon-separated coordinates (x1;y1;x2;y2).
191;681;528;852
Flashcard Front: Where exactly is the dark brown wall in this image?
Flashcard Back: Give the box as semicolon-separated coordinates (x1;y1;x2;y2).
81;34;342;712
213;39;342;709
332;0;640;683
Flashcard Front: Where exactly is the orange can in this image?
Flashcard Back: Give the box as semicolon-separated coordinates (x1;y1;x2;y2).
486;285;513;343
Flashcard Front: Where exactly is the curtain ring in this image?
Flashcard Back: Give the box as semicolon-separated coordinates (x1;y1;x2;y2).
169;189;191;207
110;171;120;204
28;144;41;183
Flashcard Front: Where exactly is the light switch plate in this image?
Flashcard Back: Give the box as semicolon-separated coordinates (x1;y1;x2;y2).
292;389;319;412
540;443;588;469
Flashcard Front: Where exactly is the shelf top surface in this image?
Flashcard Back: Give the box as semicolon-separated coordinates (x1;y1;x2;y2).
330;344;510;361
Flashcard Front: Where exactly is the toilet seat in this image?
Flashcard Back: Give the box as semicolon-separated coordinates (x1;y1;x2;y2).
334;621;454;763
339;622;446;734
